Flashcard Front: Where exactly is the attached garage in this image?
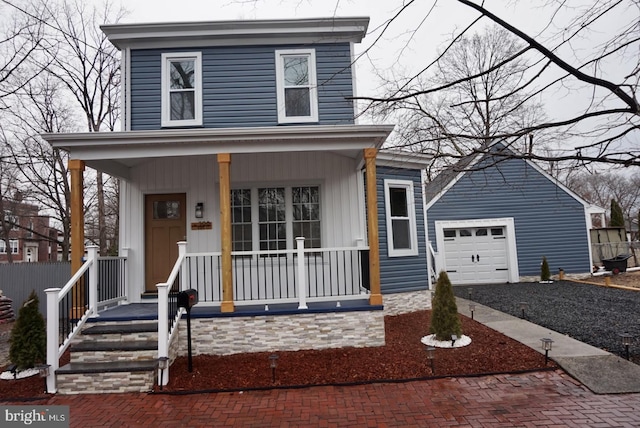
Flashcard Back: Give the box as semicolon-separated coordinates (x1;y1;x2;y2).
435;218;519;285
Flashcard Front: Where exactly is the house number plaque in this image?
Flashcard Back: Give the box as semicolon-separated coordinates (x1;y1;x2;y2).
191;222;212;230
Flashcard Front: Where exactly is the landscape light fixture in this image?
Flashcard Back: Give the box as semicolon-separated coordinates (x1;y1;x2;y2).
269;354;279;383
619;332;633;360
425;345;436;374
36;364;50;393
519;302;529;319
540;338;554;365
467;287;473;299
451;334;458;347
195;202;204;219
469;303;476;320
158;356;169;390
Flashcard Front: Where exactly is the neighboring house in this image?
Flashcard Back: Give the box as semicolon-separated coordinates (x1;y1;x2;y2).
425;143;602;285
0;199;58;263
40;17;431;394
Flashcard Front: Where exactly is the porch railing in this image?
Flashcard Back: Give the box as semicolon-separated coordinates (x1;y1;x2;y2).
157;241;187;387
44;245;129;393
183;242;369;306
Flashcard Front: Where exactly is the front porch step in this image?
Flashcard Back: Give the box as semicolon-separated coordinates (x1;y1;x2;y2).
56;320;163;394
56;361;158;395
69;340;157;363
80;322;159;342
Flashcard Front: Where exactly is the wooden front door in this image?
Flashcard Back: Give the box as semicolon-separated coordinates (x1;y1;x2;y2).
145;193;187;292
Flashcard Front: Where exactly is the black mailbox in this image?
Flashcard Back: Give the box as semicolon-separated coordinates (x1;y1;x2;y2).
177;289;198;310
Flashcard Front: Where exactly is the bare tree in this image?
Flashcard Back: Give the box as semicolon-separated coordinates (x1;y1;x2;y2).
361;0;640;168
3;74;75;260
0;0;49;107
567;171;640;228
375;25;549;178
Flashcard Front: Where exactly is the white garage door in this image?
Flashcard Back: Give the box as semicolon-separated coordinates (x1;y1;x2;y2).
443;226;509;284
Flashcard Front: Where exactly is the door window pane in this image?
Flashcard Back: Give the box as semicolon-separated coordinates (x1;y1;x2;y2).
231;189;252;251
259;188;286;252
292;186;320;248
153;201;181;219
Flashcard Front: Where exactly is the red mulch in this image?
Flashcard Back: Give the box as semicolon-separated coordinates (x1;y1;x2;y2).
0;311;555;399
163;310;555;392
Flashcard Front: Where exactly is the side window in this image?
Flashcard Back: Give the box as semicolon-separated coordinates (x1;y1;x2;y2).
161;52;202;127
275;49;318;123
384;180;419;257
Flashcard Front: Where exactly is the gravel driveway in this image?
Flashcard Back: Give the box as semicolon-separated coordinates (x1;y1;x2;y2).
454;281;640;363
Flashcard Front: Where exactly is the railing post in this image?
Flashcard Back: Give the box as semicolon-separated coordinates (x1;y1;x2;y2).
296;237;308;309
178;241;187;291
87;245;99;316
120;248;130;304
45;287;61;394
157;282;169;386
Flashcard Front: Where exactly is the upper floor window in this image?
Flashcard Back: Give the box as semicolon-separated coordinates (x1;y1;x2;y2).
275;49;318;124
3;210;18;230
161;52;202;127
384;180;419;257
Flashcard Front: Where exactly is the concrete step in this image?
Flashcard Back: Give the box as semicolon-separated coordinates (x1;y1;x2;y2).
56;360;158;395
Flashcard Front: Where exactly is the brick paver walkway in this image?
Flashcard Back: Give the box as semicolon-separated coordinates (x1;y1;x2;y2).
7;370;640;427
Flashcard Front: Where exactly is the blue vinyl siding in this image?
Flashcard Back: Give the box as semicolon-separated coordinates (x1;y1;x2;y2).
377;166;429;294
427;157;591;276
130;43;354;130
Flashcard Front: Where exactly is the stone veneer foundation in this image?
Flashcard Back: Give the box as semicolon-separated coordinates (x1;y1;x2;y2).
178;308;385;356
382;289;432;316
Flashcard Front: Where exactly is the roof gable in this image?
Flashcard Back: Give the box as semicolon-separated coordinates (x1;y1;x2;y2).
425;143;593;210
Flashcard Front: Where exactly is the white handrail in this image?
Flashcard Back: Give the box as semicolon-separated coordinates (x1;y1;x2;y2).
157;241;187;387
45;245;99;393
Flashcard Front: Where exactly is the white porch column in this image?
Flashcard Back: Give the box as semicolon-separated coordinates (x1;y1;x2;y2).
45;287;61;393
296;237;308;310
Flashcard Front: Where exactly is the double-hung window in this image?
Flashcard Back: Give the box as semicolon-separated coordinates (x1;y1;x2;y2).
231;186;321;253
161;52;202;127
384;180;419;257
275;49;318;123
0;239;18;254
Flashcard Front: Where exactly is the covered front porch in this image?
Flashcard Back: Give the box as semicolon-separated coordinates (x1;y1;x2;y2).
41;124;393;393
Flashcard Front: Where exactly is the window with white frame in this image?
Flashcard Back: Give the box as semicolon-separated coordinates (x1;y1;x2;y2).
0;239;19;254
161;52;202;127
384;180;419;257
231;186;321;253
275;49;318;123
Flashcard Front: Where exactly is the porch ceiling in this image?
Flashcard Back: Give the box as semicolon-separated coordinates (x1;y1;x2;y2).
41;124;394;179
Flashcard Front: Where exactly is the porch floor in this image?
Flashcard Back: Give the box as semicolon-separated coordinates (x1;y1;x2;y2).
90;298;380;322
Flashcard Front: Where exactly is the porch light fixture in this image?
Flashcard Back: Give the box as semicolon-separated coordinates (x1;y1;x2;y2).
269;354;279;383
619;332;633;360
425;345;435;374
540;338;554;365
36;364;50;393
451;334;458;347
158;356;170;390
469;303;476;320
519;302;529;319
195;202;204;218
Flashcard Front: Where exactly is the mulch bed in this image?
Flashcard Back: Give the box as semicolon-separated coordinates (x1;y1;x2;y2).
0;311;555;399
162;310;554;392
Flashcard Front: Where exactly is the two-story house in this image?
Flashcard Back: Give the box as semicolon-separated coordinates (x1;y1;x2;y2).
40;17;431;394
1;198;58;263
